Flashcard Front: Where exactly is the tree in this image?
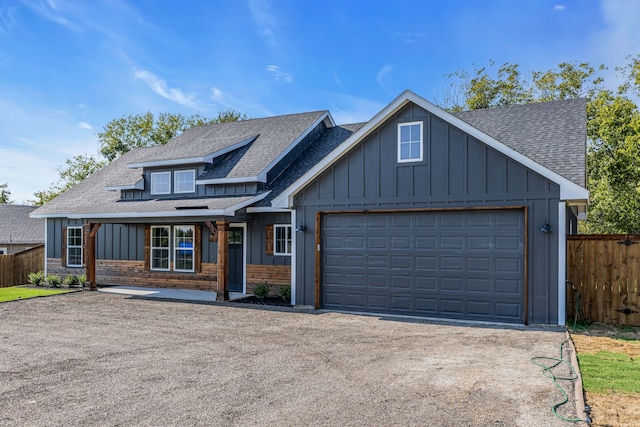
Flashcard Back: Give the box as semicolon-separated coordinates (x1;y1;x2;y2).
440;56;640;233
0;182;12;204
30;155;107;206
97;109;247;162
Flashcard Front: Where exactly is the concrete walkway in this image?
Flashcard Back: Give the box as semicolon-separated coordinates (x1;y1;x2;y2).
97;285;246;302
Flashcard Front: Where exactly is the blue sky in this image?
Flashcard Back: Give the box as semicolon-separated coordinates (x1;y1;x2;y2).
0;0;638;204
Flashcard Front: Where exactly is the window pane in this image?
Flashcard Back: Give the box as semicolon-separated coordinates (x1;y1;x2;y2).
68;248;82;266
400;143;411;160
151;172;171;194
400;125;410;142
274;225;292;255
410;124;421;142
152;248;169;269
174;170;195;193
410;141;421;159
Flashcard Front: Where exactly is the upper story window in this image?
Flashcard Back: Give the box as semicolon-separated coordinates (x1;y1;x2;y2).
174;170;195;193
397;121;423;163
274;224;292;255
151;172;171;195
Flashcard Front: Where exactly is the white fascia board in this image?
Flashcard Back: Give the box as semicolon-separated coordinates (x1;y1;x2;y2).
272;90;589;208
31;193;270;220
196;176;260;185
126;136;258;169
557;201;567;326
222;191;271;216
256;112;334;183
246;207;292;213
104;178;144;191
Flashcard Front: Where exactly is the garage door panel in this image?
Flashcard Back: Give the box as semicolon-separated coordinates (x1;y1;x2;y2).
322;210;524;323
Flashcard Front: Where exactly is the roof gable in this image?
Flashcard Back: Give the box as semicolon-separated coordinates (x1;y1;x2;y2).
271;90;588;208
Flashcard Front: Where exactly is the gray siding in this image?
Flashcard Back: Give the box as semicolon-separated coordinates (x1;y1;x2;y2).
46;218;83;258
293;103;561;324
247;212;292;266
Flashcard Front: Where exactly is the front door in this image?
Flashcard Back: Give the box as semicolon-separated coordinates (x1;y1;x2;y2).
228;227;244;292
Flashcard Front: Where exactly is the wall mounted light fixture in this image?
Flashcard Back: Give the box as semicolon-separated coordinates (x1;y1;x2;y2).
539;223;552;233
296;223;307;232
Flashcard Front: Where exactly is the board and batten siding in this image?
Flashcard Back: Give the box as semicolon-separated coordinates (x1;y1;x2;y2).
247;212;292;266
293;102;561;324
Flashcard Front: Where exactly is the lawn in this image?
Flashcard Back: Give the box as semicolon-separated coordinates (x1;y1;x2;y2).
571;323;640;427
0;286;74;302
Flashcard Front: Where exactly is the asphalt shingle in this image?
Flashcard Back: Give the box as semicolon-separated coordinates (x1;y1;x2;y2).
0;205;44;244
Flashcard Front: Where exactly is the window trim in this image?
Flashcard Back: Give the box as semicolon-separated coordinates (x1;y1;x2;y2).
66;226;83;267
173;225;195;272
150;225;171;271
150;171;171;195
397;121;424;163
174;169;196;194
273;224;292;256
0;247;7;255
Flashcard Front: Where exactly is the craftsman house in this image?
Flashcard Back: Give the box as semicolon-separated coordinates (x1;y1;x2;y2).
31;90;588;325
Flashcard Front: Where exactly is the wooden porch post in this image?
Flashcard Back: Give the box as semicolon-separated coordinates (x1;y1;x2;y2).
216;220;230;301
84;223;101;291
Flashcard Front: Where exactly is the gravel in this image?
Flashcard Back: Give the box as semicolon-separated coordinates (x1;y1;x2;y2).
0;292;578;426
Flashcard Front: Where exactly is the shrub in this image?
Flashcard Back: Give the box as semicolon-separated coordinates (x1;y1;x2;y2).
253;282;270;300
78;274;87;287
63;275;80;288
45;274;61;288
28;271;45;286
278;286;291;302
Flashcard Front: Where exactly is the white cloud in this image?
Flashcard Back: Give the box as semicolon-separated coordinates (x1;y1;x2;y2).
265;65;293;82
0;7;19;34
133;69;197;108
327;92;386;125
210;86;273;117
247;0;278;48
77;121;92;129
376;64;394;93
20;0;79;31
554;5;566;11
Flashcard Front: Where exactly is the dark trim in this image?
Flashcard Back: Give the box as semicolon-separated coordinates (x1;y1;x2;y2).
523;206;529;325
315;212;321;309
314;206;528;324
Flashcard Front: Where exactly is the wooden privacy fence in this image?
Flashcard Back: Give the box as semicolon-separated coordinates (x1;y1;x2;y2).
0;245;44;288
567;235;640;327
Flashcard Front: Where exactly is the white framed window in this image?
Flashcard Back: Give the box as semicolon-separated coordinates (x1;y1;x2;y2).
274;224;292;255
150;171;171;195
173;226;194;272
174;170;195;194
67;226;83;267
397;121;423;162
151;226;170;271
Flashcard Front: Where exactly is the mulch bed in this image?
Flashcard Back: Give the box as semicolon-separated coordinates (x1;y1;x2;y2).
234;295;292;307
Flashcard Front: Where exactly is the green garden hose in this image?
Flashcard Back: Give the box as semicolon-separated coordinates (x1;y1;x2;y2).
530;338;589;423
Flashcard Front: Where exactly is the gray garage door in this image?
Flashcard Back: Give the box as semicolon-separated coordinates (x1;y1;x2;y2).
321;210;525;323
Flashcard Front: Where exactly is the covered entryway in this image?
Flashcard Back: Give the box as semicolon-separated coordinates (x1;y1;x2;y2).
321;209;526;323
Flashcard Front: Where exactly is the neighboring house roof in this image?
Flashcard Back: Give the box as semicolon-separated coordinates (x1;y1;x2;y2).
0;204;44;244
272;90;589;208
452;98;587;186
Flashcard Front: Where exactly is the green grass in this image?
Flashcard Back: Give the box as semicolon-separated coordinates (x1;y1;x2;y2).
0;286;74;303
578;351;640;394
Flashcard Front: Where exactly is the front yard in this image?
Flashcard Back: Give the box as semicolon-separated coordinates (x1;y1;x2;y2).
570;323;640;427
0;286;74;303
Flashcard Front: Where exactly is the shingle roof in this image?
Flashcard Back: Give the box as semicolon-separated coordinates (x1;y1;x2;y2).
452;98;587;186
130;111;328;178
255;123;366;206
0;204;44;244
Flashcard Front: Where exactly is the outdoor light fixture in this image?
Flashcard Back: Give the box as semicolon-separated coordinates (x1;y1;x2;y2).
539;223;552;233
296;223;307;232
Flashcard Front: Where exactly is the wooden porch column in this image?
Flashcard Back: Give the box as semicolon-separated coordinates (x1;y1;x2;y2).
83;223;101;291
216;220;230;301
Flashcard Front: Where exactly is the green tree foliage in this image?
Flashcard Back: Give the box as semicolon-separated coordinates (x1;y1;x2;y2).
0;182;12;204
33;108;247;204
441;56;640;233
97;109;247;162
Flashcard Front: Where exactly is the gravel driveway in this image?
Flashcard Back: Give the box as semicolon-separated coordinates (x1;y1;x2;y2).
1;292;578;426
